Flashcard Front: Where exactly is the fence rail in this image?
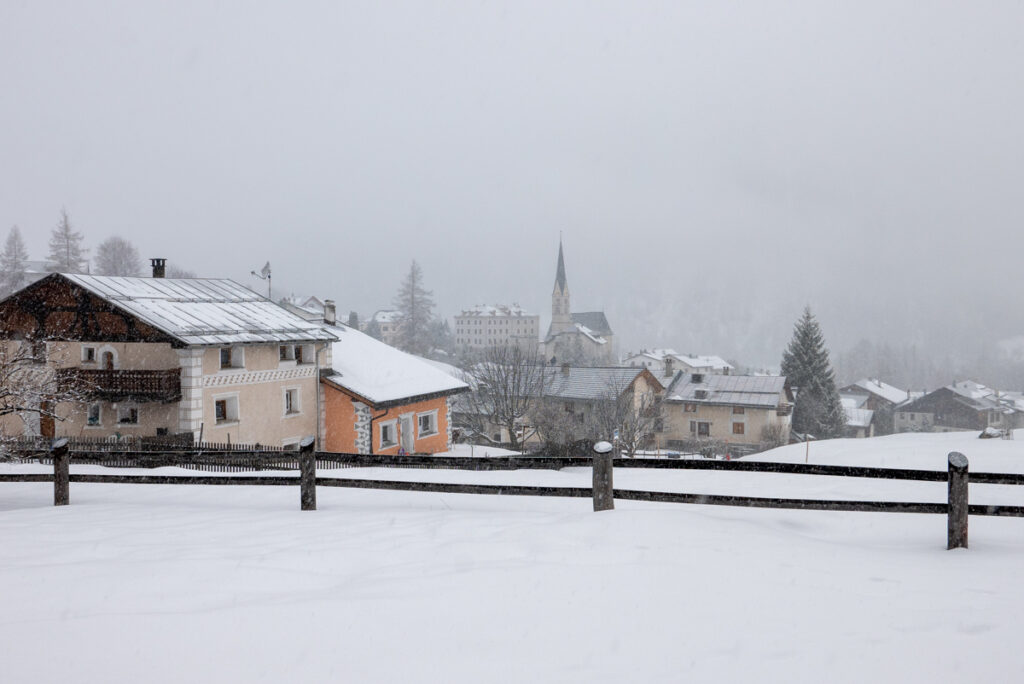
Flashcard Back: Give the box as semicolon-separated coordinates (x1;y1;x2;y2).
3;443;1023;549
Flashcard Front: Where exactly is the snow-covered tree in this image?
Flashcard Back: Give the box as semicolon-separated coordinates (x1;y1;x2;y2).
46;209;88;273
781;307;846;438
392;260;435;356
364;317;383;341
347;311;360;329
94;236;142;276
0;226;30;297
0;339;86;444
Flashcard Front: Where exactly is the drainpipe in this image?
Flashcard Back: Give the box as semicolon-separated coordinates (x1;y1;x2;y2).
368;406;389;455
315;342;322;450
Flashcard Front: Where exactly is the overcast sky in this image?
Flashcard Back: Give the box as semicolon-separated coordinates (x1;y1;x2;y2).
2;1;1022;365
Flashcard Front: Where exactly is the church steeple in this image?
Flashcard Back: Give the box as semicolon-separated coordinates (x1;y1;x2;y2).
550;238;572;334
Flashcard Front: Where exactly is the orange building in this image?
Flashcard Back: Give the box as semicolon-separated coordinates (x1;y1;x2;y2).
320;324;468;454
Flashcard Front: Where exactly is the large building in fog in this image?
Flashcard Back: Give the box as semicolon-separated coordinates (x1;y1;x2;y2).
454;304;539;353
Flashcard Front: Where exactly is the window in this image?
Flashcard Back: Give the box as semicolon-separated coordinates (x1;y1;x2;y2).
697;422;710;437
284;388;300;415
117;406;139;425
732;406;745;415
87;403;101;426
689;420;697;435
214;395;239;424
732;422;745;435
82;346;96;363
684;403;697;413
380;420;398;449
418;411;438;437
102;350;115;370
279;345;295;361
295;344;314;364
220;347;243;370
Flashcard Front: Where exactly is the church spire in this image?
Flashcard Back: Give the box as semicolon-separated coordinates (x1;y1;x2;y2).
554;239;568;294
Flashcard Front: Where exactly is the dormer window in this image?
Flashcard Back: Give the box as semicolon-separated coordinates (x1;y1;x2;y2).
692;373;704;384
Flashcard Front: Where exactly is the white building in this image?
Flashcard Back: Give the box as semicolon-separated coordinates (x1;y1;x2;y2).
623;349;733;378
454;304;539;353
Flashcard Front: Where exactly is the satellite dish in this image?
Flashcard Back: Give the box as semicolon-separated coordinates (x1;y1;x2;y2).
593;441;613;454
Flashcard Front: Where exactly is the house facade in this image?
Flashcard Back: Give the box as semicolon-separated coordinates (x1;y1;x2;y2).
660;372;793;452
365;310;402;346
0;265;336;448
839;378;909;435
320;324;469;454
623;350;733;376
894;381;1024;433
454;304;539;353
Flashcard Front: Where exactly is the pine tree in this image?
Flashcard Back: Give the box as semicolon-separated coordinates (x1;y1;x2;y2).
0;226;30;297
95;236;142;276
46;209;88;273
347;311;360;329
392;260;435;355
781;307;846;438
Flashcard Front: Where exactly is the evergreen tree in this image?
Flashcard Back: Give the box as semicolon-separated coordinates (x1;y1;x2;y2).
365;317;383;341
46;209;88;273
347;310;360;329
781;307;846;438
0;226;30;297
392;260;435;355
94;236;142;276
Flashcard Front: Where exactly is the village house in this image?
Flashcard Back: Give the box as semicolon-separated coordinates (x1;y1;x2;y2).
840;393;875;438
894;380;1024;433
365;309;402;346
838;378;909;435
320;323;469;454
659;372;793;453
0;261;337;448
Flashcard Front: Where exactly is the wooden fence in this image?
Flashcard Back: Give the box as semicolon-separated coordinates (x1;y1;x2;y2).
3;441;1023;549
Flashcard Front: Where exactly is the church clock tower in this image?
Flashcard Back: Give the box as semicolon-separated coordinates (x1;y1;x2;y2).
550;239;572;335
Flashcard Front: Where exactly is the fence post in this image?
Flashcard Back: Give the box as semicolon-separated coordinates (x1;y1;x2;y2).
947;452;968;550
52;437;69;506
592;440;614;512
299;435;316;511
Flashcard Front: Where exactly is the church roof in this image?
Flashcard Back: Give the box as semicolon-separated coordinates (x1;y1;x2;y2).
554;241;568;293
572;312;612;336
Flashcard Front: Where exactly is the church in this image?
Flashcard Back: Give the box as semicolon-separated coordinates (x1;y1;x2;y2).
543;241;615;365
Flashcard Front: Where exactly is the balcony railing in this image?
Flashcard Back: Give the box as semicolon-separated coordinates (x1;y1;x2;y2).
58;368;182;403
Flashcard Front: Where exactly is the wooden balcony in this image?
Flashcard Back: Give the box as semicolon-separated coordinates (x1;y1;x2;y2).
58;368;182;403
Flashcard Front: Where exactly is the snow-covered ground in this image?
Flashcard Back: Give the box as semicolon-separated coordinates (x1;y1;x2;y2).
2;432;1023;683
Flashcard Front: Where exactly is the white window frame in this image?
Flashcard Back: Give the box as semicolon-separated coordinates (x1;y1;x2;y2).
117;404;139;425
97;345;119;370
213;392;240;426
86;402;102;427
283;386;301;416
81;345;97;364
417;409;439;438
379;419;398;449
295;343;314;365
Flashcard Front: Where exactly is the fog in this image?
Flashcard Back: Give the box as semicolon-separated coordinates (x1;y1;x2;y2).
2;1;1022;380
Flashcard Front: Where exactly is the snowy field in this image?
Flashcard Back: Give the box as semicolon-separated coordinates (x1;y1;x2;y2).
2;432;1024;683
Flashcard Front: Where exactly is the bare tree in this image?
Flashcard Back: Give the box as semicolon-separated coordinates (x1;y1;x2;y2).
94;236;142;276
46;209;88;273
0;339;86;447
0;226;30;298
392;260;435;356
166;263;197;278
461;344;545;450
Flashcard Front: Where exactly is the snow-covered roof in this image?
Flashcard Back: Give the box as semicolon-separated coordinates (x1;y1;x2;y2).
540;366;661;401
623;349;733;371
845;407;874;429
59;273;336;346
664;373;789;408
841;394;868;409
571;312;612;336
574;322;607;345
847;378;908;405
457;304;535;318
323;325;469;407
371;310;402;324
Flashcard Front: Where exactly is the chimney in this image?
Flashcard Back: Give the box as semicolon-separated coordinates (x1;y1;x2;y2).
150;258;166;278
323;299;336;325
561;362;570;377
664;357;674;378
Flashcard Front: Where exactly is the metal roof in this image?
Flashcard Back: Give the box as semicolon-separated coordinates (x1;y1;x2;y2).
62;273;337;346
571;312;613;336
664;372;788;408
540;366;660;401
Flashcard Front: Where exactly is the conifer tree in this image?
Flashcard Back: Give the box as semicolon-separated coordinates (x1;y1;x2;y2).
781;307;847;438
46;209;88;273
0;226;30;297
392;260;435;355
347;311;360;329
